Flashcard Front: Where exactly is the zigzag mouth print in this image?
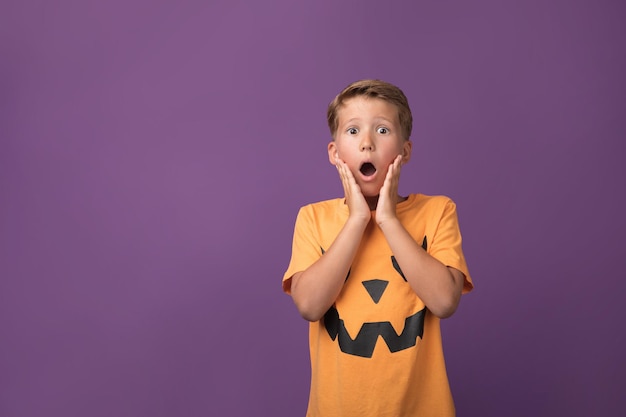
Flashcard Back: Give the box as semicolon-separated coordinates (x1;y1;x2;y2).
320;236;428;358
323;306;425;358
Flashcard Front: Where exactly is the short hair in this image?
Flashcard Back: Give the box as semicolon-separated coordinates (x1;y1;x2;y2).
327;79;413;141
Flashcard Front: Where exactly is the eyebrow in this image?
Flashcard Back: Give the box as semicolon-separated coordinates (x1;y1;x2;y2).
342;118;361;125
342;117;394;125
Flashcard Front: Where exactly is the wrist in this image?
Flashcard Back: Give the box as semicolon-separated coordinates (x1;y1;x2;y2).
376;215;400;229
346;214;370;228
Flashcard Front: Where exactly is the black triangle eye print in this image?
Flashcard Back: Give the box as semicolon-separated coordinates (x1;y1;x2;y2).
391;256;407;281
322;246;350;281
391;236;427;282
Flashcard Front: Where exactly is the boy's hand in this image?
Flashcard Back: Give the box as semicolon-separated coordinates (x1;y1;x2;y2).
336;157;371;222
376;155;403;226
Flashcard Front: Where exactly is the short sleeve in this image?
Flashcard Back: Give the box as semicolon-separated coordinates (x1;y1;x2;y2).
282;205;324;294
429;199;473;294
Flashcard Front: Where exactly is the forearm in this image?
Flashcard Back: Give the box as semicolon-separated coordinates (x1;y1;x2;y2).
291;217;368;321
379;218;463;318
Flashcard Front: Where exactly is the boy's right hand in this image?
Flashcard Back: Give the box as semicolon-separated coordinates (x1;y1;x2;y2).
335;157;371;222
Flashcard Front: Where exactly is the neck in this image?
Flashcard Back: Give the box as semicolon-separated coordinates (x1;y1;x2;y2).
365;194;407;211
365;195;379;211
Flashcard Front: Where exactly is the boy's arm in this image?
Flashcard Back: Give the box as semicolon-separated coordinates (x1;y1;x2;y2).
378;219;465;318
291;217;368;321
376;156;465;319
290;158;370;322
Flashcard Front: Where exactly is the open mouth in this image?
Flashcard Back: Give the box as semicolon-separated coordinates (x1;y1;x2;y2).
359;162;377;177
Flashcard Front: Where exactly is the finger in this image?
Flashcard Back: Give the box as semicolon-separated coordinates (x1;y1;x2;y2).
379;166;393;199
393;155;402;172
390;155;402;181
383;161;399;194
336;159;350;183
335;160;351;198
339;161;358;190
335;157;345;174
338;160;359;201
385;161;396;182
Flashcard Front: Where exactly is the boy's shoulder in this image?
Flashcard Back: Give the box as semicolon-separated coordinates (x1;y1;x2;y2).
302;197;344;211
395;194;456;217
299;194;455;215
410;193;457;208
406;193;454;205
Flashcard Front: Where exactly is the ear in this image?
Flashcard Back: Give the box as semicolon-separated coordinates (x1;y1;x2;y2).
328;141;338;166
401;140;412;164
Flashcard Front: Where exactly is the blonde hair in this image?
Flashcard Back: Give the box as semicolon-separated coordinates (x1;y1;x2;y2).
327;79;413;141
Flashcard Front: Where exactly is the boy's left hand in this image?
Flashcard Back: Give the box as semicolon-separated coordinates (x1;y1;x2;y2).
375;155;403;225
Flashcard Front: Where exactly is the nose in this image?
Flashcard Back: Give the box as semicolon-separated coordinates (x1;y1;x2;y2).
360;131;375;151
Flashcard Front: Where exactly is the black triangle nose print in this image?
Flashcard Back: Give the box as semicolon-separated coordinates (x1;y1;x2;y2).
362;279;389;303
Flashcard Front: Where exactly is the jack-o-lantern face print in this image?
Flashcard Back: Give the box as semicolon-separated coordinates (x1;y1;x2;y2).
322;237;428;358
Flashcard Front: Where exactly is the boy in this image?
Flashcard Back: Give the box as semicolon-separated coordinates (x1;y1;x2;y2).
282;79;473;417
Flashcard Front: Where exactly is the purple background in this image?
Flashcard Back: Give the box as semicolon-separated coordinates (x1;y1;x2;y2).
1;0;625;416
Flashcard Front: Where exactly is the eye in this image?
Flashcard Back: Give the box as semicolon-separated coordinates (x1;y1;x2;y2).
347;127;358;135
377;127;389;134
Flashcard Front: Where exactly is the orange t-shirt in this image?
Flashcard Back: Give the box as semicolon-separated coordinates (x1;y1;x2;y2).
283;194;473;417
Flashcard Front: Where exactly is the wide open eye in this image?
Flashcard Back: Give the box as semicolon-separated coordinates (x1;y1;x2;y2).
347;127;358;135
377;127;389;134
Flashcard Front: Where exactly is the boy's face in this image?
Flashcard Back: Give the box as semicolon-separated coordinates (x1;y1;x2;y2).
328;96;412;197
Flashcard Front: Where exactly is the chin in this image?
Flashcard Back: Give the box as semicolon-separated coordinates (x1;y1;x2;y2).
362;191;382;200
